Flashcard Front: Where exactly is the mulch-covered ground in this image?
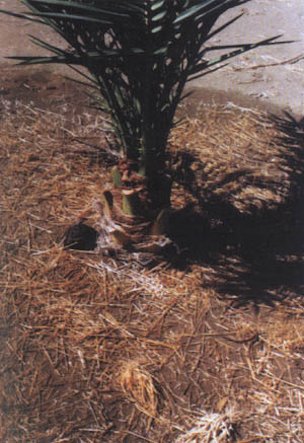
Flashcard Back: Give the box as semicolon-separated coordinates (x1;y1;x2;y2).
0;68;303;442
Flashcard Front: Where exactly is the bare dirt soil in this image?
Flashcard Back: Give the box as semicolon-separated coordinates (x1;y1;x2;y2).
1;69;304;442
193;0;304;116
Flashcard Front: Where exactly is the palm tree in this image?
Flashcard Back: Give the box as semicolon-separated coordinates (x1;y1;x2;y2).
1;0;284;249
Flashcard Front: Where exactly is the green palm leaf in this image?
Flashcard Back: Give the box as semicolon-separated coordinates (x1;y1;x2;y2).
1;0;288;186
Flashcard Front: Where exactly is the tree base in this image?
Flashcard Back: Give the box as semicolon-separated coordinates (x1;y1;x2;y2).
63;189;179;267
94;190;174;257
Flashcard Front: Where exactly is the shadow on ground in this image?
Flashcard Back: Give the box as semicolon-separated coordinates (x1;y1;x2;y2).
169;112;304;308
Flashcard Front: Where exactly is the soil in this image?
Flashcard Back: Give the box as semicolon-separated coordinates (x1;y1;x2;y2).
0;2;304;442
1;68;304;442
192;0;304;116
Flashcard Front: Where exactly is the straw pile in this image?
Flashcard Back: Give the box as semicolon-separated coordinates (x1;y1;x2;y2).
0;70;303;442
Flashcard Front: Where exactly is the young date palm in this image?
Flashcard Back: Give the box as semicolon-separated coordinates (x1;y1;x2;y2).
1;0;284;251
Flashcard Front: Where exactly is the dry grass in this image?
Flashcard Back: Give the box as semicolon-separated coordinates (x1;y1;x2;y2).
171;103;291;212
175;408;239;443
118;361;159;419
0;71;304;442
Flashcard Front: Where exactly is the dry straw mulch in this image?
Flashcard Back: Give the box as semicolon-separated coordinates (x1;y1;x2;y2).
0;71;304;442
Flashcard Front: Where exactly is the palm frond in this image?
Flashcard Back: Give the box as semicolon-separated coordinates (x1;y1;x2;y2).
1;0;287;175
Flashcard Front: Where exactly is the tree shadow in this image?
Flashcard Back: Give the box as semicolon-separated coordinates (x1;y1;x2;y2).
169;113;304;308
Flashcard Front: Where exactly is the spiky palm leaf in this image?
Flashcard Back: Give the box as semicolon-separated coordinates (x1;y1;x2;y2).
2;1;283;175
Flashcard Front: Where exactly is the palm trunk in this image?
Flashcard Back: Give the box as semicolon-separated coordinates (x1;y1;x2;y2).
112;157;172;220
